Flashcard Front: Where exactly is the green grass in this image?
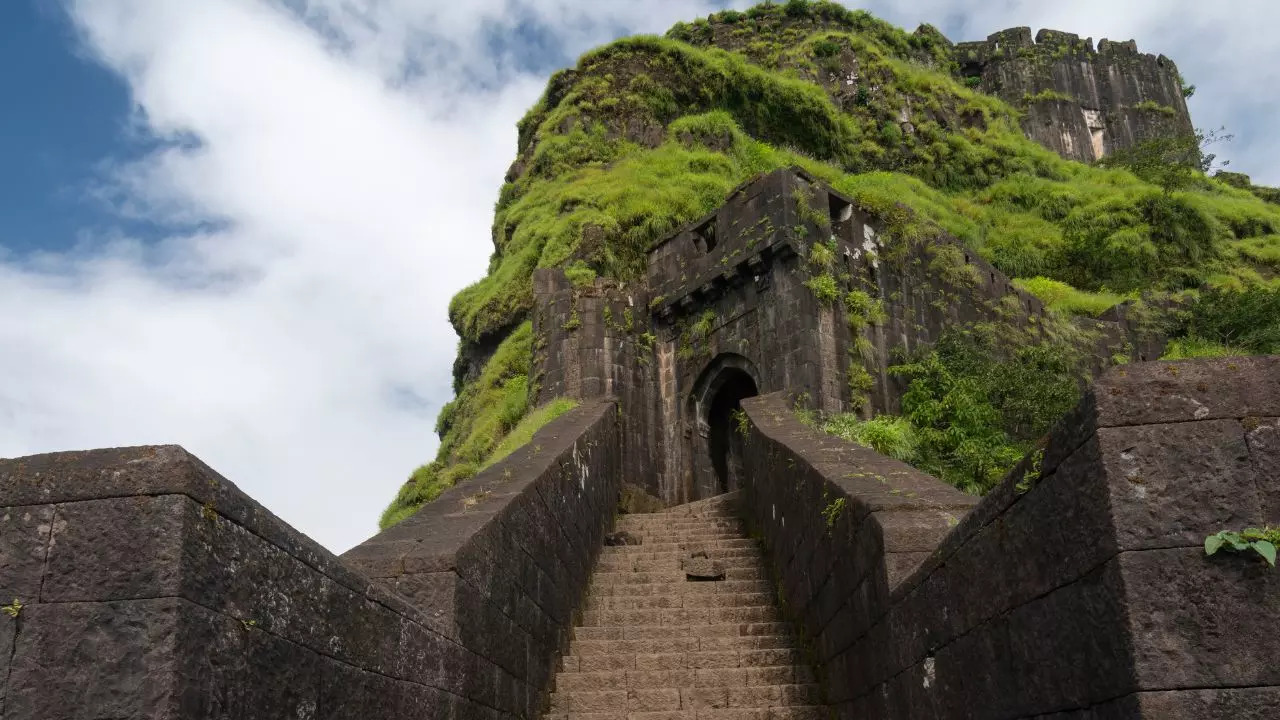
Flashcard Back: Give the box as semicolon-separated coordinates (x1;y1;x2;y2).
481;397;580;470
1160;337;1245;360
1231;235;1280;266
1013;277;1132;316
822;414;918;461
380;322;533;528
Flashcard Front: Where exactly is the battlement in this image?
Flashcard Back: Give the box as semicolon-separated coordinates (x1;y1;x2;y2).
955;26;1158;65
954;26;1191;163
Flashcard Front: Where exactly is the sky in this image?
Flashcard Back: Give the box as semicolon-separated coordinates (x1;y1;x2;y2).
2;0;1278;553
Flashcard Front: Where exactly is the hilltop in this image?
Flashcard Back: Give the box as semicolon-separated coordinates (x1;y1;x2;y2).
382;0;1280;527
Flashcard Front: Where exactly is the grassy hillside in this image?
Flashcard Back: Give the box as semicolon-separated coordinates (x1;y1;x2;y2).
382;0;1280;526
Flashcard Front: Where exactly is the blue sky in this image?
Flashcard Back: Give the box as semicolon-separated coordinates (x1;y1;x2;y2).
2;0;1278;552
0;1;127;254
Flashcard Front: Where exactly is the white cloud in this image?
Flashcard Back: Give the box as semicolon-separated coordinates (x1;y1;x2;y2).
2;0;1276;552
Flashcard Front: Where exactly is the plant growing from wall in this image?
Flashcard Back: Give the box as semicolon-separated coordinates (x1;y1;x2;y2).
821;497;847;528
807;241;835;269
847;364;875;407
564;261;597;287
1205;527;1279;567
843;289;886;328
805;273;839;304
822;414;917;461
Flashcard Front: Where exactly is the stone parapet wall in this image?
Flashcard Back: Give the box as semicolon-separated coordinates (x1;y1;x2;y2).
0;398;620;719
740;355;1280;719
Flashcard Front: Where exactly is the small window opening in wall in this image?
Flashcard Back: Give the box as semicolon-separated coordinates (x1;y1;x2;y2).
990;271;995;285
692;218;717;254
964;253;970;264
828;194;853;228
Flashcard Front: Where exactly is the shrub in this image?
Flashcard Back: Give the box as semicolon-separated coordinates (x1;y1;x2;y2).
890;327;1080;493
822;414;918;461
805;273;840;304
813;39;842;58
1174;286;1280;356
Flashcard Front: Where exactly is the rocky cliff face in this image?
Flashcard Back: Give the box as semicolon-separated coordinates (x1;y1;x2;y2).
956;27;1194;163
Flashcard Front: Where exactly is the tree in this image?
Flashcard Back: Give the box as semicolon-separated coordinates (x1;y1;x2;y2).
1100;126;1232;195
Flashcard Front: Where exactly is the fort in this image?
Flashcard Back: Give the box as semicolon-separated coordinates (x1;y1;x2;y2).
2;6;1278;720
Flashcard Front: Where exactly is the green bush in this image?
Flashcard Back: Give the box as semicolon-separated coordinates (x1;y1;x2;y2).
1175;286;1280;356
564;261;597;287
890;327;1080;494
805;273;840;304
822;414;918;461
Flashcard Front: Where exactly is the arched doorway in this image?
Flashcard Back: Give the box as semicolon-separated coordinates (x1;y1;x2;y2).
689;354;760;498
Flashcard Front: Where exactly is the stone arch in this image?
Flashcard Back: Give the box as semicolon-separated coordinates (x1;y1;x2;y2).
687;353;761;498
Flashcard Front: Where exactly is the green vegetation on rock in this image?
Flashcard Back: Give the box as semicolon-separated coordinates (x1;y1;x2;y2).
822;414;918;461
387;0;1280;525
1013;277;1132;317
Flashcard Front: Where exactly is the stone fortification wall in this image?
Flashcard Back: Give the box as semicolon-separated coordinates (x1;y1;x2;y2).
956;27;1193;163
532;168;1150;506
739;355;1280;719
0;398;620;720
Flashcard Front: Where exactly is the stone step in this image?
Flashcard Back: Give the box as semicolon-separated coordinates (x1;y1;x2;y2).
553;666;816;693
544;494;821;720
568;634;796;657
585;592;774;611
615;520;744;532
579;606;780;627
544;708;824;720
561;648;805;673
645;514;742;525
548;684;821;713
573;623;789;642
596;555;764;573
588;580;770;599
590;567;765;586
600;546;761;560
601;539;758;555
614;531;746;540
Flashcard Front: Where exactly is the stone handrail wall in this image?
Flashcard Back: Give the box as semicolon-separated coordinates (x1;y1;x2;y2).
740;356;1280;719
0;398;620;719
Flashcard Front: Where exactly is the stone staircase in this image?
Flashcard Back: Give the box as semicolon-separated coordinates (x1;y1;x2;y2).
544;493;826;719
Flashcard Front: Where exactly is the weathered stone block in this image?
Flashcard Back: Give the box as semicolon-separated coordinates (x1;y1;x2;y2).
1244;416;1280;524
1122;547;1280;690
1096;420;1263;551
41;495;189;602
7;598;183;719
0;504;53;602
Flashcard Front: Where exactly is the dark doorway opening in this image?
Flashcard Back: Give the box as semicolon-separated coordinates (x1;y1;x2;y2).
706;369;759;495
